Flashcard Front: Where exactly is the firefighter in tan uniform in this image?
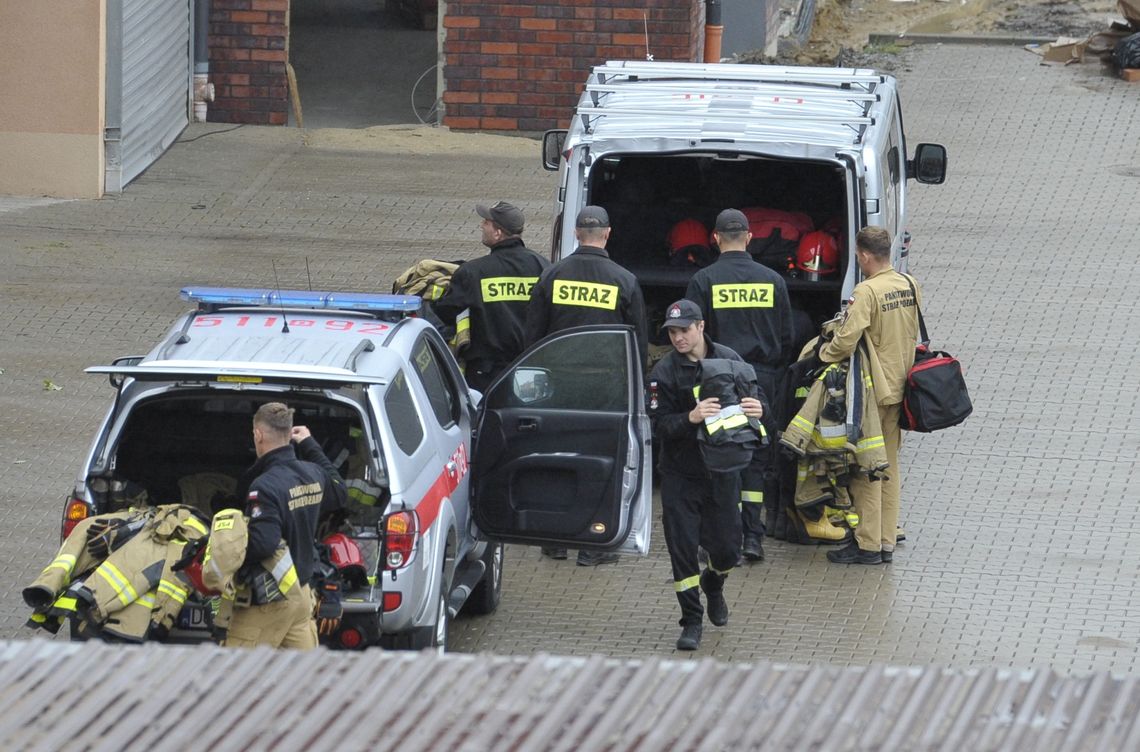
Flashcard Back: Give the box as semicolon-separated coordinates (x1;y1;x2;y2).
819;227;921;564
225;403;346;648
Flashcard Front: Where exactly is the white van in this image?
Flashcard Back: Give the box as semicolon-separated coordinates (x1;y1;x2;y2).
542;60;947;339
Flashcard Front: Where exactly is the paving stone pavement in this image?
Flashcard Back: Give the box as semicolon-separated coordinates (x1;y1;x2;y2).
2;44;1138;674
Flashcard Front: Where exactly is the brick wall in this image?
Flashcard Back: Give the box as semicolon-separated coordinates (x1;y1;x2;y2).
207;0;289;125
442;0;703;132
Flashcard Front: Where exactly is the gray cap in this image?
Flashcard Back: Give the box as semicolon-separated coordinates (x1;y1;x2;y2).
575;205;611;228
714;208;750;233
661;299;703;329
476;201;525;235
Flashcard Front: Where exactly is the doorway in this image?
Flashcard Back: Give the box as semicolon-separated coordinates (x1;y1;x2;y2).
289;0;440;128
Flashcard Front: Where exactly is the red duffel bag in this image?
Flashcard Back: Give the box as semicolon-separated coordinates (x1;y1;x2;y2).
898;276;973;432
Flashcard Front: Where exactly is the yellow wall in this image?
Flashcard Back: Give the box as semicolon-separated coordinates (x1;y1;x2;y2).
0;2;105;198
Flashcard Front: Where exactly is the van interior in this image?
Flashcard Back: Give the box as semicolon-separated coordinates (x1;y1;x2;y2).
587;152;849;351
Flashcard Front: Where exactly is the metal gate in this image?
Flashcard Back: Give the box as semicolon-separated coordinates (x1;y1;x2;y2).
105;0;192;193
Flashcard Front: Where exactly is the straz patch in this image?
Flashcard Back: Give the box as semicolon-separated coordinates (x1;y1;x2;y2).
552;280;619;310
711;283;774;309
481;276;538;302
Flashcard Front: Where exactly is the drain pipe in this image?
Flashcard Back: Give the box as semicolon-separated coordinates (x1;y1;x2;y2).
704;0;723;63
193;0;215;121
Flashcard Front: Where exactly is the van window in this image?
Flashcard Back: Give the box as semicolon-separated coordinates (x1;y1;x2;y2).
384;369;424;455
411;335;459;429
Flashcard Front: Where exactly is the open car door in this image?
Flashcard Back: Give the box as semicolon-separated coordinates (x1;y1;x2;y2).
471;325;651;555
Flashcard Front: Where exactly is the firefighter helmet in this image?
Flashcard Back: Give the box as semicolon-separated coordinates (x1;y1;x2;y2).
667;218;715;268
795;231;839;281
323;532;368;590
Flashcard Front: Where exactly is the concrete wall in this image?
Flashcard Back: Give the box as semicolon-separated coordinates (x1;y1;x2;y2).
0;2;106;198
441;0;703;131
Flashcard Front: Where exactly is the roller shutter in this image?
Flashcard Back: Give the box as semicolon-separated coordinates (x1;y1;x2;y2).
106;0;191;192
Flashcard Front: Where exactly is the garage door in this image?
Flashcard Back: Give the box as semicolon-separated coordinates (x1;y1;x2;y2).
105;0;191;192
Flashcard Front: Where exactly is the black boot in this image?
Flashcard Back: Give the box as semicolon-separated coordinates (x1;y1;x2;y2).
826;542;881;564
676;623;702;650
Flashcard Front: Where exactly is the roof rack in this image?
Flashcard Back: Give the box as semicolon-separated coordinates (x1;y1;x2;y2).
591;61;885;89
576;62;882;137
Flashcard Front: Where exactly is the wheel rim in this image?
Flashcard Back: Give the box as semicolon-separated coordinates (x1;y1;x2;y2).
433;589;448;652
491;544;503;594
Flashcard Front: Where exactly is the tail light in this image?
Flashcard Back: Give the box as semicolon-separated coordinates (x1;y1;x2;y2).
382;592;402;612
338;628;364;650
383;511;418;570
62;497;91;541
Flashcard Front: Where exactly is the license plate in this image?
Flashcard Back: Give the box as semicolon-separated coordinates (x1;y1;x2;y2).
177;604;209;631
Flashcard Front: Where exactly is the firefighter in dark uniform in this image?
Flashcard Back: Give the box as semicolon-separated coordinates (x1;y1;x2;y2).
686;208;794;562
225;402;347;649
432;201;550;392
526;205;649;566
649;299;765;650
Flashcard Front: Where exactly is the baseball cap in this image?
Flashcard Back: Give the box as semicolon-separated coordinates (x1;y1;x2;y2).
575;205;611;228
714;208;749;233
476;201;525;235
661;299;703;329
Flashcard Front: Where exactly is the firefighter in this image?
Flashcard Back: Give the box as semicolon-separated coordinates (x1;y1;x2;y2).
526;205;649;566
819;226;922;564
649;299;765;650
224;403;347;648
686;208;794;562
431;201;549;392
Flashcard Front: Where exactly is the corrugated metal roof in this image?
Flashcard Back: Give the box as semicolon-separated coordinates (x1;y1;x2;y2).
2;639;1139;752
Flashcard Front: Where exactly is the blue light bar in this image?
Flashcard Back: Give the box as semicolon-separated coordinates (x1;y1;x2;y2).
180;287;422;313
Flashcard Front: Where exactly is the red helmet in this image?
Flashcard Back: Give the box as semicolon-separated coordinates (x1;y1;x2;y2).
796;231;839;281
181;548;219;596
323;533;367;589
667;218;715;268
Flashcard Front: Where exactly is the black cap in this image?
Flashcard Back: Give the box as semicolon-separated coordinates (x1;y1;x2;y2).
661;299;703;329
476;201;525;235
714;208;749;233
575;205;611;228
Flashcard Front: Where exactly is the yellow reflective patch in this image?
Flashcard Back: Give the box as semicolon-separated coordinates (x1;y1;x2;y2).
741;491;764;503
552;280;619;310
213;518;235;531
674;575;700;592
481;276;538;302
279;566;298;594
455;316;471;333
711;283;774;309
217;376;262;384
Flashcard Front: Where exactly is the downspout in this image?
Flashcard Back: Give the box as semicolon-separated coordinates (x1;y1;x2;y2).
703;0;723;63
193;0;215;121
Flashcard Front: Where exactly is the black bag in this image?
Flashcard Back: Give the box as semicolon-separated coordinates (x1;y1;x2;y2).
898;275;973;432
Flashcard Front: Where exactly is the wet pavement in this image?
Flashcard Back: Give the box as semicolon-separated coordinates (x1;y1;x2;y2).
2;43;1139;673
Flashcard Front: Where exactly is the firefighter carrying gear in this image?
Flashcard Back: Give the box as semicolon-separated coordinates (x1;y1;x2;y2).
780;323;888;542
695;358;767;474
392;259;460;302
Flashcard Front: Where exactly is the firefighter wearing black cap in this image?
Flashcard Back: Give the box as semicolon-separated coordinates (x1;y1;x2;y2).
686;208;794;562
526;205;649;566
649;299;765;650
432;201;550;392
225;402;346;649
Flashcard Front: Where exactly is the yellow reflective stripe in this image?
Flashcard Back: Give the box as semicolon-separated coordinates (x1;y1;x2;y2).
270;549;298;594
674;575;700;592
791;415;814;433
52;595;78;613
812;432;848;449
184;516;208;536
278;566;298;594
47;553;77;574
455;313;471;333
706;412;749;434
136;591;157;609
817;364;840;381
29;613;47;624
741;491;764;504
552;280;619;310
159;579;189;605
428;283;446;301
480;276;538;303
710;282;774;309
95;561;138;606
794;387;810;398
709;564;734;576
856;435;885;453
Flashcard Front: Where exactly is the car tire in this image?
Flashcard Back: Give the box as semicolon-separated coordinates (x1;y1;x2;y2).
464;542;503;616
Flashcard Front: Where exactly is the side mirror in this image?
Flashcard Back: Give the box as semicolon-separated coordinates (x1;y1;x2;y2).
541;130;568;171
908;143;947;185
513;368;553;404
